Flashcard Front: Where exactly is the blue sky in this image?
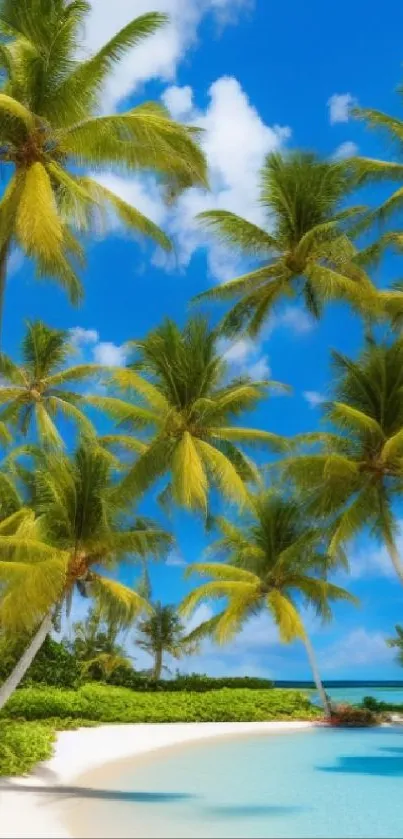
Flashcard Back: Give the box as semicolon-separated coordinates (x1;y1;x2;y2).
6;0;403;680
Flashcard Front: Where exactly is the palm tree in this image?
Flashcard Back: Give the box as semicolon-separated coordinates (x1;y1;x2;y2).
70;605;134;681
97;317;288;512
387;625;403;667
352;96;403;250
137;602;198;681
0;443;172;709
0;1;207;333
181;491;356;717
194;152;377;337
281;339;403;585
0;320;106;446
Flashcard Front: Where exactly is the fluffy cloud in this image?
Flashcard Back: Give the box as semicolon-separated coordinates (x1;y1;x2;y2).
69;326;99;346
328;93;356;124
93;341;128;367
85;0;253;111
332;140;359;160
219;336;271;380
95;172;166;231
321;628;394;672
69;326;127;367
164;77;290;281
162;84;194;118
303;390;325;409
270;306;314;336
344;529;403;581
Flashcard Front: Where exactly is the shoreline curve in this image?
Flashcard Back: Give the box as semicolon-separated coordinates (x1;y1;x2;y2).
0;720;316;839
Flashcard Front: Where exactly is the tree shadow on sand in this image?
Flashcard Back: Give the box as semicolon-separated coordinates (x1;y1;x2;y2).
2;783;196;805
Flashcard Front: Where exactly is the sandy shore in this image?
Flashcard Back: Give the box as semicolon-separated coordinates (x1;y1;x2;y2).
0;720;315;839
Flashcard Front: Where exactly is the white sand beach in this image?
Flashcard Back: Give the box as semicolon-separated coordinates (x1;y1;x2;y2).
0;721;315;839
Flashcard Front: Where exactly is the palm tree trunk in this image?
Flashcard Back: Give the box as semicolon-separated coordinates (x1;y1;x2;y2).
0;610;53;711
384;532;403;586
0;238;11;341
303;631;332;719
153;648;163;681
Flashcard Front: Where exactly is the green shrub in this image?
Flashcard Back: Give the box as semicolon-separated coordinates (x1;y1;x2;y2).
330;704;378;727
0;721;55;777
0;637;80;689
362;695;403;712
107;670;275;692
1;685;320;724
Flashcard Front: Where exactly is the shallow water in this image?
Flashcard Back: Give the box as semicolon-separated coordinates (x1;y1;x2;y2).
313;685;403;705
70;726;403;838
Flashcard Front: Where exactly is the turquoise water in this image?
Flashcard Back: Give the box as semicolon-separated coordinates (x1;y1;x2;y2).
75;727;403;838
312;686;403;705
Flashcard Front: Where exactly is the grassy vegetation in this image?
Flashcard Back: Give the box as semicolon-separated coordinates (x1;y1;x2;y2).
0;721;55;777
1;684;321;725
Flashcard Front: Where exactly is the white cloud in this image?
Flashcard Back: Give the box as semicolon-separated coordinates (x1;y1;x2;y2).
218;336;271;379
93;341;128;367
270;306;315;336
185;604;214;634
70;326;127;367
321;628;393;672
162;84;194;118
169;76;290;282
166;551;187;567
69;326;100;347
85;0;253;112
328;93;356;125
154;76;290;282
332;140;359;160
303;390;325;409
345;533;402;581
95;172;166;232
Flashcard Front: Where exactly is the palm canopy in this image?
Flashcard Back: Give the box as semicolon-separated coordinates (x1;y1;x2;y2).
0;320;105;446
0;443;173;633
137;601;198;679
0;0;206;315
194;152;378;338
181;491;355;645
281;339;403;584
97;317;289;512
352;95;403;247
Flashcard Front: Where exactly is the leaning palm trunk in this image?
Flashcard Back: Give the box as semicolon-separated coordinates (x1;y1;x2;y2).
384;531;403;586
303;630;332;719
0;238;11;341
0;610;53;711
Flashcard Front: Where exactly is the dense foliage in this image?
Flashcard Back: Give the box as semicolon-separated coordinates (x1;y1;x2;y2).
0;636;80;688
1;684;320;724
0;720;55;776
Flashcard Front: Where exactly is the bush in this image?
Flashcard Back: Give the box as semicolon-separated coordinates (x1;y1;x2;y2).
330;703;378;728
0;637;80;689
362;695;403;712
1;684;320;724
107;671;275;692
0;721;55;776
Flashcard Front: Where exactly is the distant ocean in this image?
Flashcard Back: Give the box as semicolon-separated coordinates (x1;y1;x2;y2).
274;681;403;705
